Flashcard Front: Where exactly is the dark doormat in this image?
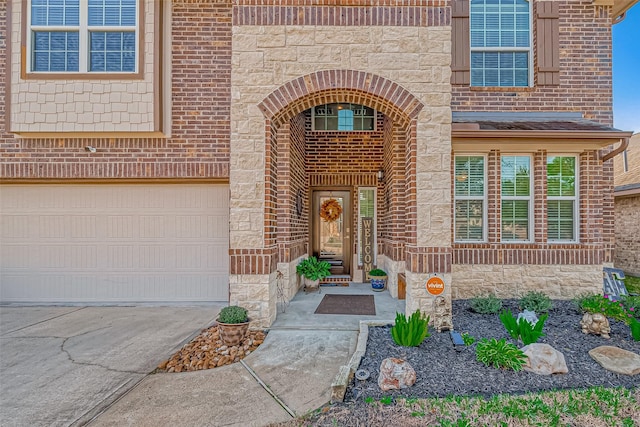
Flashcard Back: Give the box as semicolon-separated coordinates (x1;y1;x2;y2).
314;294;376;315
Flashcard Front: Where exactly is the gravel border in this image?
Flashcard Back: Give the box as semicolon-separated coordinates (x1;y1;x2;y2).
344;299;640;402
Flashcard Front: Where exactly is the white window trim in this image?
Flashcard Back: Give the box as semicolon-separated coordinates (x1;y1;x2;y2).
500;154;533;243
454;154;488;243
357;187;377;266
469;0;534;88
26;0;139;74
547;154;579;243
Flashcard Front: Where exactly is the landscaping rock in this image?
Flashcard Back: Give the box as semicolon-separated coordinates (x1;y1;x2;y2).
521;343;568;375
588;346;640;376
158;326;266;373
580;313;611;339
378;357;416;391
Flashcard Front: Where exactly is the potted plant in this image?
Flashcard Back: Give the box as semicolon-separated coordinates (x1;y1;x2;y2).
216;305;250;346
296;256;331;291
369;268;388;291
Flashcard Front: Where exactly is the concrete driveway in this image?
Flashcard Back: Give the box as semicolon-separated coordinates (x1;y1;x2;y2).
0;305;222;427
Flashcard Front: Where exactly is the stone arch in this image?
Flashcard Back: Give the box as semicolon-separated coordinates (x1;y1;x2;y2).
258;69;424;129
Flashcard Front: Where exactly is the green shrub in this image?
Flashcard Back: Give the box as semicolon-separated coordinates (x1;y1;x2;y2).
574;293;635;324
296;256;331;281
499;309;548;345
461;332;476;346
520;291;553;314
369;268;387;277
630;318;640;342
470;294;503;314
390;309;430;347
620;296;640;320
475;338;527;371
218;305;248;324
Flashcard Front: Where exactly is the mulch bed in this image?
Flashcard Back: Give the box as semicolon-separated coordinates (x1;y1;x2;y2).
345;299;640;402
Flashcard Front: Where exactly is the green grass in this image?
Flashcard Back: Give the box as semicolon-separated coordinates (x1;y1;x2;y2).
625;275;640;295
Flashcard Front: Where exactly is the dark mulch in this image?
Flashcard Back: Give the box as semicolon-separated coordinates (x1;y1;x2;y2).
345;299;640;402
314;294;376;315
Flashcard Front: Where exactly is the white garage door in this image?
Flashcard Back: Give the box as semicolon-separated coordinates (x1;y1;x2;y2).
0;184;229;303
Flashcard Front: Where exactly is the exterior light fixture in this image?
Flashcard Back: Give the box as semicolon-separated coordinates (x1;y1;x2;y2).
377;168;384;182
85;146;97;153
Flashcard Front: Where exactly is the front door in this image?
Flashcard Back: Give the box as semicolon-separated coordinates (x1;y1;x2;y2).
312;190;351;276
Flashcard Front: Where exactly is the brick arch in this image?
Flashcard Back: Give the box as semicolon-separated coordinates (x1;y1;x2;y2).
258;70;424;128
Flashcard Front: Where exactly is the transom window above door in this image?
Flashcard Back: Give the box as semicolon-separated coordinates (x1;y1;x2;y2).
312;103;376;131
28;0;138;73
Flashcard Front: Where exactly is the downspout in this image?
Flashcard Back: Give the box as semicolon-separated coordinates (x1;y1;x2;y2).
600;137;630;162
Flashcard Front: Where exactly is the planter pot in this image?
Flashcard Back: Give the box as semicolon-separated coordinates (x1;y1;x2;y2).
304;277;321;293
217;320;250;346
371;276;387;292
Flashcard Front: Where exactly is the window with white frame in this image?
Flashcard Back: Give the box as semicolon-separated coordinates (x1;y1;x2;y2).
501;155;531;241
454;155;486;241
470;0;531;87
547;155;578;242
29;0;137;73
358;188;376;265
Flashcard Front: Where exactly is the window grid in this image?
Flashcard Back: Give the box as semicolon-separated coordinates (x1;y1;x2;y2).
470;0;532;87
28;0;137;73
454;155;487;242
312;103;376;131
547;155;578;242
500;155;532;242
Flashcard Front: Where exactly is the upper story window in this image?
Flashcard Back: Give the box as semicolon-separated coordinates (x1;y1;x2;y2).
454;155;486;242
501;155;531;241
29;0;138;73
547;155;578;242
470;0;531;87
312;104;376;131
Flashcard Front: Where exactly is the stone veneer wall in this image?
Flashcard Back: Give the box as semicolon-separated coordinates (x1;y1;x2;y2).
451;264;601;299
615;195;640;276
230;23;452;323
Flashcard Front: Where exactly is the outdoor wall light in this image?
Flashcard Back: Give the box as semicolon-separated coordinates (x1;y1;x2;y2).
85;146;97;153
377;168;384;182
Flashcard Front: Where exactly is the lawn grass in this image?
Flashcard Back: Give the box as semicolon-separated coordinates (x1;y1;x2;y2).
391;386;640;427
625;275;640;295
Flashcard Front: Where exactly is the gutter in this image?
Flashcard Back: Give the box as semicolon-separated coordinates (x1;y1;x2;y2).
600;137;630;162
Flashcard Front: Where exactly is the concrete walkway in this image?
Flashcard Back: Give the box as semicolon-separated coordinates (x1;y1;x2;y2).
0;284;403;427
91;284;403;426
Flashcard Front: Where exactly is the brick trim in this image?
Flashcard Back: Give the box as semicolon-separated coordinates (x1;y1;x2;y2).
453;246;602;265
229;248;278;275
258;70;424;128
406;246;452;273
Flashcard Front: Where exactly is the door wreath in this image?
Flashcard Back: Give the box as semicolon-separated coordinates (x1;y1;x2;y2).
320;199;342;222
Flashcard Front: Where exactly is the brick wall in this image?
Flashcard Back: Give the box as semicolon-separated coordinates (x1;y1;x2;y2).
0;1;232;180
615;195;640;276
452;0;613;127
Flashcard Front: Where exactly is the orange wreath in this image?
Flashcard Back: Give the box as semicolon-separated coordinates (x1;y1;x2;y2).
320;199;343;222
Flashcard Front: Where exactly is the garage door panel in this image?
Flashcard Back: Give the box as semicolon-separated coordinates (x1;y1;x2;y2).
1;184;229;303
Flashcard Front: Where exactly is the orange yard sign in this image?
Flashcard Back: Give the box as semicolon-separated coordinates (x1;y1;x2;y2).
426;276;445;296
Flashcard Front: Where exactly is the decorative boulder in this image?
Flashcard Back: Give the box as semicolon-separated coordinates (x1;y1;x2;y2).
521;343;568;375
580;313;611;339
378;357;416;391
517;310;539;325
589;346;640;376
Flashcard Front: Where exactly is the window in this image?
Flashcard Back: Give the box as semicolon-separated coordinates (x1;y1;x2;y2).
29;0;138;73
454;155;486;241
470;0;531;87
547;156;578;242
501;155;531;241
313;104;376;131
358;188;376;265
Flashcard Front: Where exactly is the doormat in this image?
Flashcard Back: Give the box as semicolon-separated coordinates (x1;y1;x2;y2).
314;294;376;315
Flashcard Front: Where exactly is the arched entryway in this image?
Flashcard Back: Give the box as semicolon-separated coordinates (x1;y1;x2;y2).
229;70;451;327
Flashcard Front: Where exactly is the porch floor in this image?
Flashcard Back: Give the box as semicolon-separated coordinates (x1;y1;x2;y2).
270;282;405;331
